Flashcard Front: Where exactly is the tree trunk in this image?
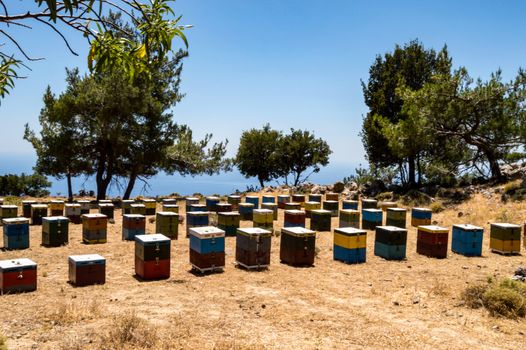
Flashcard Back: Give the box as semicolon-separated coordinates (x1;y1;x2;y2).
66;172;73;203
416;154;422;186
293;172;301;187
407;156;416;188
123;172;137;200
258;176;265;189
484;151;502;180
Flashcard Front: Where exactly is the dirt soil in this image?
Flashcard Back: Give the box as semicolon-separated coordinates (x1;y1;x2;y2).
0;192;525;349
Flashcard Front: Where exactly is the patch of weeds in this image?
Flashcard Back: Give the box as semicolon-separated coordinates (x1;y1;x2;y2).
103;312;158;349
462;278;526;319
429;201;444;213
375;192;393;201
495;209;510;222
0;334;7;350
400;190;432;207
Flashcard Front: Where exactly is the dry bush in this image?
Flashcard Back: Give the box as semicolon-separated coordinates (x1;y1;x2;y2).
429;201;444;213
101;312;158;350
47;300;103;326
213;341;267;350
503;180;521;195
462;278;526;319
0;334;7;350
431;279;451;296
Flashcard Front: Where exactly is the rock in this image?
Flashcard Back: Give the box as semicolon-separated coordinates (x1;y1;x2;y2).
412;295;420;304
393;301;401;306
462;266;468;270
457;212;464;218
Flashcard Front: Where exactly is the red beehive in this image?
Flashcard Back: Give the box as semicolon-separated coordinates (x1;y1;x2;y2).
0;258;37;294
68;254;106;287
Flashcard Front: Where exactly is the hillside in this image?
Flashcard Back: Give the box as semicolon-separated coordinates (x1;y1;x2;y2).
0;189;525;350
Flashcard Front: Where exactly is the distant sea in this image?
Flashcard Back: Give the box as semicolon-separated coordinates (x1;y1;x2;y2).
0;154;359;197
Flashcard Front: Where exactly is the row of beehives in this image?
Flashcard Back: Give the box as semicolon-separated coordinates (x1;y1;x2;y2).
1;221;523;294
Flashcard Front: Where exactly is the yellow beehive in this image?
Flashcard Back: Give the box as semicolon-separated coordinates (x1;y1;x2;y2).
333;229;367;249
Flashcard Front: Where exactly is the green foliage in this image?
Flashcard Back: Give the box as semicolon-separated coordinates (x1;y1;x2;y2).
235;124;283;188
375;192;393;201
0;173;51;197
277;129;332;186
343;164;397;188
503;180;521;195
464;279;526;319
429;201;444;213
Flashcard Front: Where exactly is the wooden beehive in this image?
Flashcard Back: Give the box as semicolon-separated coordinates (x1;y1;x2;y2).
227;195;241;211
380;201;397;211
252;209;273;231
98;203;114;219
280;227;316;266
452;224;483;257
68;254;106;287
361;209;383;230
416;225;449;259
49;200;65;216
122;214;146;241
143;199;157;216
189;204;207;213
342;200;359;210
82;213;108;244
284;209;306;228
135;234;171;280
262;195;275;204
77;200;91;215
245;196;260;209
185;197;200;213
186;211;209;237
31;204;48;225
489;223;521;254
0;205;18;222
189;226;225;273
284;202;301;211
277;195;290;209
162;204;179;213
156;211;179;240
217;211;241;236
304;201;321;218
3;218;30;250
361;198;377;210
310;209;332;231
333;227;367;264
0;258;37;294
239;203;255;221
130;203;146;215
322;200;339;217
374;226;407;260
291;194;306;207
22;200;36;218
205;196;220;212
339;209;360;229
121;200;135;215
236;227;272;269
325;193;339;202
64;203;81;224
42;216;69;247
411;207;432;227
215;203;233;213
308;194;323;203
386;208;407;228
261;203;278;220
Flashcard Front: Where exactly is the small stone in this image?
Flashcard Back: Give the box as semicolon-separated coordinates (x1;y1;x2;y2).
393;301;400;306
457;212;464;217
412;295;420;304
261;304;266;309
462;266;468;270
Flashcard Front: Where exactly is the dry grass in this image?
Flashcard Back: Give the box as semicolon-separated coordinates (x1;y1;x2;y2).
0;334;7;350
0;191;526;349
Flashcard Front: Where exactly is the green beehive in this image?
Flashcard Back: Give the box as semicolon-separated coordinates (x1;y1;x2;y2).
339;209;360;228
121;199;135;214
31;204;48;225
42;216;70;247
1;205;18;223
155;211;179;239
130;203;146;215
253;209;273;231
162;204;179;213
98;203;114;219
261;203;278;220
310;209;332;231
22;200;36;218
386;208;407;228
218;211;241;236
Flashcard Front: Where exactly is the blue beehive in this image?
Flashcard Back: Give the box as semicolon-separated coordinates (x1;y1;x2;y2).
245;196;260;209
361;209;383;230
262;195;275;204
189;226;226;254
411;207;432;227
452;224;483;257
3;218;30;250
374;226;407;260
239;203;255;220
205;197;220;212
333;227;367;264
342;200;359;210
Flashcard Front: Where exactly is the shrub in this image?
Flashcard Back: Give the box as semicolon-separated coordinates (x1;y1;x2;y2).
429;201;444;213
462;278;526;319
103;313;157;349
376;192;393;201
503;180;521;195
400;189;432;207
0;334;7;350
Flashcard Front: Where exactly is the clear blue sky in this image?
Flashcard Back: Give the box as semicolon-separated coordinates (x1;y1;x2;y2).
1;0;526;189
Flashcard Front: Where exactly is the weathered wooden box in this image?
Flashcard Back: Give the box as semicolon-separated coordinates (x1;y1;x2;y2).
122;214;146;241
65;203;81;224
374;225;407;260
322;200;339;217
417;225;449;259
68;254;106;286
252;209;273;231
49;200;65;216
143;199;157;216
310;209;332;231
98;203;114;219
489;223;521;254
284;209;306;228
82;213;108;244
342;200;358;210
304;201;321;218
186;211;209;237
189;226;225;272
411;207;432;227
22;200;36;218
339;209;360;229
42;216;69;247
31;204;48;225
130;203;146;215
308;194;322;203
156;211;179;240
227;195;241;210
245;196;260;209
205;196;220;212
236;227;272;269
361;209;383;230
3;218;30;250
217;211;241;236
239;203;255;221
280;227;316;266
386;208;407;228
361;198;377;210
261;203;278;220
277;195;290;209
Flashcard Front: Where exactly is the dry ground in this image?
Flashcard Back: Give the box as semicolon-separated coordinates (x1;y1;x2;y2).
0;192;525;349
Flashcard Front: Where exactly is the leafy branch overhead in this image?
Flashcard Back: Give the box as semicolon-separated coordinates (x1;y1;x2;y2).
0;0;190;100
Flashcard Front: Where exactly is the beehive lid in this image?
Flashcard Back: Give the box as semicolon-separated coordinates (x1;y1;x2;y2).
311;209;331;215
305;201;320;205
206;196;220;200
68;254;105;263
323;200;338;204
491;223;521;229
2;218;29;225
218;211;240;216
381;201;397;206
239;202;255;207
98;200;112;203
285;202;301;206
157;211;178;217
413;207;431;212
0;258;37;270
51;200;64;204
189;226;225;238
281;227;316;236
143;198;156;203
343;200;358;203
453;224;483;231
162;198;177;203
262;195;275;199
237;227;272;236
228;195;241;199
122;199;135;203
187;211;209;216
253;209;273;214
334;227;367;235
82;213;107;219
22;200;36;204
190;204;207;208
65;203;81;207
99;203;114;207
135;234;170;243
284;209;304;215
362;199;377;203
163;204;179;208
245;195;259;199
77;200;90;203
1;205;17;209
418;225;448;233
130;203;145;207
362;208;382;213
310;193;322;197
186;197;199;201
123;214;145;219
340;209;359;214
387;207;406;212
376;225;406;232
43;216;69;222
31;204;48;208
277;195;290;199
